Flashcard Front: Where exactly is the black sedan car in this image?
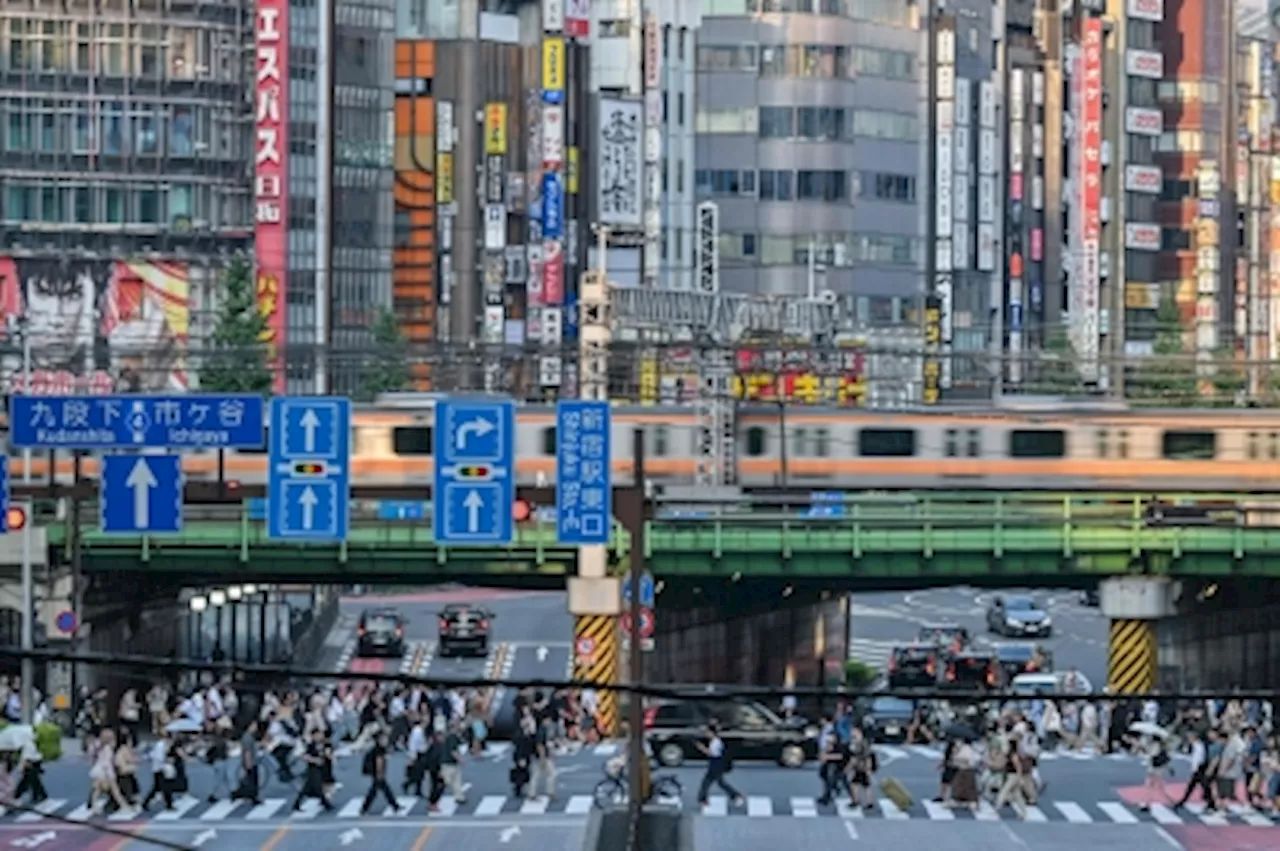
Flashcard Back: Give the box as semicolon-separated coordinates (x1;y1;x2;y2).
857;696;921;743
644;699;820;769
438;604;493;657
356;609;405;658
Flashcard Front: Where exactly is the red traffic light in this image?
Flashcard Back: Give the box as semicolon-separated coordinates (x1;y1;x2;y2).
6;507;26;531
293;462;325;475
512;499;532;522
456;465;492;479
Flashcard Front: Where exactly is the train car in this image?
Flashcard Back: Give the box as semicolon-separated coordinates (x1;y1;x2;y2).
6;397;1280;492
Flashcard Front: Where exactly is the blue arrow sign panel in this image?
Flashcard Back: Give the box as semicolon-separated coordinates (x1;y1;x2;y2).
267;397;351;541
433;399;514;545
555;400;612;546
10;395;265;449
621;571;655;609
100;454;183;534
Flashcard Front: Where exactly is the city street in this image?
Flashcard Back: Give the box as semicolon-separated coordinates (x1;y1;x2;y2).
848;585;1109;687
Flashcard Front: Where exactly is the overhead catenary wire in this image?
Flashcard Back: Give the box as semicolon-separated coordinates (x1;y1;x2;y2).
1;646;1270;703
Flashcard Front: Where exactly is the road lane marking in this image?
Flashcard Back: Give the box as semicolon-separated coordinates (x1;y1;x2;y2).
1098;802;1138;823
409;825;435;851
260;824;291;851
843;819;858;841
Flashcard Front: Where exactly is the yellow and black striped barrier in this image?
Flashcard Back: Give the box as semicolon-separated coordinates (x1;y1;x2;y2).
1108;619;1157;694
574;614;620;737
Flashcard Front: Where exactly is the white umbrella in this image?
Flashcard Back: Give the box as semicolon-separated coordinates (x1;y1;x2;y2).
1128;721;1169;739
165;718;202;734
0;725;34;751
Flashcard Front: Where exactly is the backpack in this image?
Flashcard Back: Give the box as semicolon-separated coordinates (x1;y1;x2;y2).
362;749;376;776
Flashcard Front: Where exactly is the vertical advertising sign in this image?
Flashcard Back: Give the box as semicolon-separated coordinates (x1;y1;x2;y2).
539;25;567;387
565;0;590;38
1009;69;1026;386
1196;161;1221;356
934;24;956;392
254;0;289;393
641;11;661;289
1076;18;1103;382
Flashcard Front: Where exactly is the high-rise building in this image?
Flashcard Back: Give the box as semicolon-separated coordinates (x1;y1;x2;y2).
0;0;254;393
694;0;921;318
262;0;396;395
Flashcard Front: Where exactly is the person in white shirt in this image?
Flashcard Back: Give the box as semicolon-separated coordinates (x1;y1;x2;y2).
695;721;743;808
13;736;45;804
403;718;429;796
141;734;176;811
1173;729;1218;812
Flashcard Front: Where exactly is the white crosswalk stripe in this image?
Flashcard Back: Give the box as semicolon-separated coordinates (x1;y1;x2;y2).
846;639;897;669
14;792;1280;825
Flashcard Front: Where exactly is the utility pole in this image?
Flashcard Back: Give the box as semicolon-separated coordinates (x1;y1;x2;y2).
626;429;648;831
18;316;32;723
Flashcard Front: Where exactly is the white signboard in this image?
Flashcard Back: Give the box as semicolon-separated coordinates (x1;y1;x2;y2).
1126;49;1164;79
1125;106;1162;136
596;97;643;228
542;104;565;167
542;0;565;31
955;126;970;171
952;222;971;270
1124;164;1162;193
979;129;997;174
954;172;970;222
978;175;996;222
484;204;507;250
979;81;997;128
1127;0;1163;21
977;223;996;271
436;101;454;153
936;132;954;236
955;77;971;126
1125;222;1162;251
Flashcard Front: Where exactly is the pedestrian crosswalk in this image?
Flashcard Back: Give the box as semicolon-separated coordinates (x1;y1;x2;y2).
847;639;898;670
872;743;1158;765
6;794;1276;826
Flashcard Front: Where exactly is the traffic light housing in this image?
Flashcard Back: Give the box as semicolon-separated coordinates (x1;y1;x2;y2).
6;505;26;532
512;499;532;523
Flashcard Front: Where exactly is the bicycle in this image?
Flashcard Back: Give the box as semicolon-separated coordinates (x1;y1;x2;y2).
592;761;683;810
238;744;305;795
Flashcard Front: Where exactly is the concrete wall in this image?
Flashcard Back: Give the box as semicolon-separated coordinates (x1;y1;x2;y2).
647;590;848;687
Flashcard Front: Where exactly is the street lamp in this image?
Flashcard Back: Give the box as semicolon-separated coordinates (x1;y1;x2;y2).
227;586;244;661
209;589;227;662
188;595;208;661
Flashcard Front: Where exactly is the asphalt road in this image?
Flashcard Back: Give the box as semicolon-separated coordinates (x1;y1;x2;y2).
847;585;1109;688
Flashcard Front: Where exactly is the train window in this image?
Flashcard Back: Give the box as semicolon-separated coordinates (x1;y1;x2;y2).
1247;431;1279;461
1161;430;1215;460
858;428;915;457
792;428;809;457
1247;432;1259;460
1270;433;1279;460
541;427;556;455
652;426;669;456
1096;430;1108;457
944;428;980;458
1117;430;1129;458
745;427;767;456
814;428;830;457
1008;430;1065;458
392;426;432;455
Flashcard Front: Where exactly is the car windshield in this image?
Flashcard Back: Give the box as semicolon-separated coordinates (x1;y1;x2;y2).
366;615;397;631
997;645;1035;661
895;648;933;664
1012;680;1053;696
1006;596;1036;611
871;697;915;714
920;627;961;641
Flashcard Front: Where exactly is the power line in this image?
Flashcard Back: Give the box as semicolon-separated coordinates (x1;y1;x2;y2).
2;646;1275;703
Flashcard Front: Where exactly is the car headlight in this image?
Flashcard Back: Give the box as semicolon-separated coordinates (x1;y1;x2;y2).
1041;616;1052;627
804;726;820;738
1006;618;1020;626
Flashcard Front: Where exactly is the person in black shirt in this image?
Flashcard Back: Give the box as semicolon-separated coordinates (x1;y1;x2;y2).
360;732;398;815
423;730;445;813
291;728;335;813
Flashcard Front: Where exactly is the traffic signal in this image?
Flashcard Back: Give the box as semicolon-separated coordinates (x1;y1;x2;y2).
512;499;532;523
5;506;26;532
293;462;325;475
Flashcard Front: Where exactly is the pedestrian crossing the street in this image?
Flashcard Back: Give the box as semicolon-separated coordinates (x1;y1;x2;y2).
7;794;1277;826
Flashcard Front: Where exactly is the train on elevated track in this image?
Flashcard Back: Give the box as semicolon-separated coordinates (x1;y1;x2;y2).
5;396;1280;492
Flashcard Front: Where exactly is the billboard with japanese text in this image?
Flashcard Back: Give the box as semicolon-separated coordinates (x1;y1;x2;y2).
255;0;289;392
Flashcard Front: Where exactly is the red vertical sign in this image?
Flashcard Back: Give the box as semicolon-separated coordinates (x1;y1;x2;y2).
255;0;289;392
1082;19;1103;244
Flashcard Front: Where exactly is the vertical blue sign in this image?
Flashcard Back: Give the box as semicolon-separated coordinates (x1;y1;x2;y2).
100;455;184;534
542;172;564;239
433;399;515;545
555;400;612;545
267;397;351;541
0;458;10;534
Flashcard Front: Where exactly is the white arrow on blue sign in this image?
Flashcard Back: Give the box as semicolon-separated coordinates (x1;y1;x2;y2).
268;397;351;541
621;571;655;609
100;455;184;534
433;399;515;545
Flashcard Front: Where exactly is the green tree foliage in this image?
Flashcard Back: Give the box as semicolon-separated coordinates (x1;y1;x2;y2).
1035;329;1083;394
199;257;273;394
360;307;412;399
1128;299;1197;405
1210;347;1247;405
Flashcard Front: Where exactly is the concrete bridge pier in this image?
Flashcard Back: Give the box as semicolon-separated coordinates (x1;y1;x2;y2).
1099;577;1175;695
567;546;623;736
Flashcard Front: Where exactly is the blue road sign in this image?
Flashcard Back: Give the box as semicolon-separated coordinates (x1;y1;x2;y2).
10;395;266;450
621;571;656;609
267;397;351;541
433;399;515;545
555;400;612;546
100;454;183;534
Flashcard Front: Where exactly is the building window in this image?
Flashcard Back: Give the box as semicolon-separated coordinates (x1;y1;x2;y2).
758;106;794;138
3;184;34;221
758;170;795;201
718;232;758;261
695;108;758;134
848;46;915;79
854;234;917;264
796;107;848;140
797;170;848;202
862;171;916;202
852;109;919;141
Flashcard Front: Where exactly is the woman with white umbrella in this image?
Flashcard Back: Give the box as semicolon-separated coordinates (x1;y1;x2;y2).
1130;722;1173;810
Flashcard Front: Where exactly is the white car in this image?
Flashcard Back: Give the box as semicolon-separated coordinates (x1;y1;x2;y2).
1010;671;1094;697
